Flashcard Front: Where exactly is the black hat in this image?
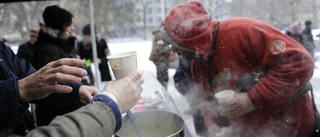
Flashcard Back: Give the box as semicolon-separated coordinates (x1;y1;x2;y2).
82;24;97;35
42;5;73;30
305;20;312;26
82;24;96;35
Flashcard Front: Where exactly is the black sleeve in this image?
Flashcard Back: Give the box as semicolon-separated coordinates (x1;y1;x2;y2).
30;82;82;106
0;42;35;129
173;57;194;95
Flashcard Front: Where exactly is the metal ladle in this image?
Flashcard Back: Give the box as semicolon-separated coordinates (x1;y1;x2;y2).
126;110;143;137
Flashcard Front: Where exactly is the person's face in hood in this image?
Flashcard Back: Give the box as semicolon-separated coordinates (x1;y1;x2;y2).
29;31;38;45
160;26;198;60
82;35;92;46
64;24;74;33
63;18;74;33
171;44;197;60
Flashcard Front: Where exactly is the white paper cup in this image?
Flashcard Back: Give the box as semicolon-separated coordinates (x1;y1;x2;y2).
214;90;235;104
107;51;137;79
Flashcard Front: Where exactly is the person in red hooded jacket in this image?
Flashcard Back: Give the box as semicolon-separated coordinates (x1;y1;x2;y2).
160;1;315;137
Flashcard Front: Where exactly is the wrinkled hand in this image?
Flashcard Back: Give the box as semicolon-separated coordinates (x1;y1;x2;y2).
102;71;144;113
218;92;253;118
79;85;99;104
19;58;87;103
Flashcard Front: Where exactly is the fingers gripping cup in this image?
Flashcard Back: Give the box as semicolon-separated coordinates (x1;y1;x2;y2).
214;90;235;105
107;51;137;79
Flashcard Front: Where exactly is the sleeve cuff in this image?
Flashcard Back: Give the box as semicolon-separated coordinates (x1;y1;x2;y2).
91;94;122;133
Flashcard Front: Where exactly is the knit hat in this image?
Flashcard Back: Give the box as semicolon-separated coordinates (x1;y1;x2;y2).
288;22;302;35
42;5;73;30
305;20;312;26
163;1;213;57
82;24;96;35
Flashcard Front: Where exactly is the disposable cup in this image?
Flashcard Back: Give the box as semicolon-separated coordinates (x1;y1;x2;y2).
214;90;235;104
107;51;137;79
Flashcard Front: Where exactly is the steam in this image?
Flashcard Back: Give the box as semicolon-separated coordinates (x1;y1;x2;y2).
184;82;299;137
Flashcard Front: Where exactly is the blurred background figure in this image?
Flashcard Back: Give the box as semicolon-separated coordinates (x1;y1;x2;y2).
17;27;40;64
149;23;171;90
173;56;208;136
302;20;316;60
1;38;10;47
77;24;112;82
285;21;303;44
32;5;96;127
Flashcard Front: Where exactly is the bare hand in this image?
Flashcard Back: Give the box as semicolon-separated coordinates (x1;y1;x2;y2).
102;70;144;113
79;85;99;104
19;58;88;102
218;93;253;118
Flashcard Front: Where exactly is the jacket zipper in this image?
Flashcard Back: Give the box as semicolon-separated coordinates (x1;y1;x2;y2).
21;118;29;134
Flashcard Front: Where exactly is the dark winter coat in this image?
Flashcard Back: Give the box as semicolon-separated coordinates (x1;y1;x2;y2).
285;31;303;45
33;26;77;69
31;26;82;126
302;26;316;54
0;41;36;136
173;56;193;95
77;39;111;81
16;41;36;64
173;56;208;136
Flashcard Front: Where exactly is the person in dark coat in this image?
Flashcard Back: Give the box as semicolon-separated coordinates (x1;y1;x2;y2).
17;28;39;64
32;5;99;127
77;24;112;82
173;56;208;136
302;20;316;59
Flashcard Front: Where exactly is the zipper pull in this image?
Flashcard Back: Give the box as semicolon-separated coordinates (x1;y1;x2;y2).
21;119;29;133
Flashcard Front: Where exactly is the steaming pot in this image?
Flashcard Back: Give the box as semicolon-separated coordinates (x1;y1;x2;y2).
115;110;185;137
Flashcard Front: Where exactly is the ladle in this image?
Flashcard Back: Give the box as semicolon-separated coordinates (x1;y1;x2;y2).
126;110;143;137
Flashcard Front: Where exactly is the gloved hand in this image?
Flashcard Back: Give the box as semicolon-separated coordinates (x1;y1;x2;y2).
218;92;254;118
19;58;87;103
79;85;99;104
101;71;144;113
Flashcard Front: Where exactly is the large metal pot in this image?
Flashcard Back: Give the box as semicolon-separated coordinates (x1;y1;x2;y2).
115;110;185;137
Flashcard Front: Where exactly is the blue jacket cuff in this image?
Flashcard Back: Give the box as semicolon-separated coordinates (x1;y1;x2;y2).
91;94;122;133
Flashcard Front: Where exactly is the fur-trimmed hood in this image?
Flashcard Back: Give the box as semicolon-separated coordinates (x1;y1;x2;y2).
35;25;77;53
40;25;76;41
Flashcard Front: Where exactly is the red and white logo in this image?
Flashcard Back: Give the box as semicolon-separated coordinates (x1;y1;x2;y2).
270;40;286;55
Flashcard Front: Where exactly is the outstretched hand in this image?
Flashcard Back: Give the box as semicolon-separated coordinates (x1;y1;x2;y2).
19;58;88;103
102;70;144;113
79;85;99;104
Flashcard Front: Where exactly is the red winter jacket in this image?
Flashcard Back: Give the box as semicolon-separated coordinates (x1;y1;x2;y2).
191;17;315;137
